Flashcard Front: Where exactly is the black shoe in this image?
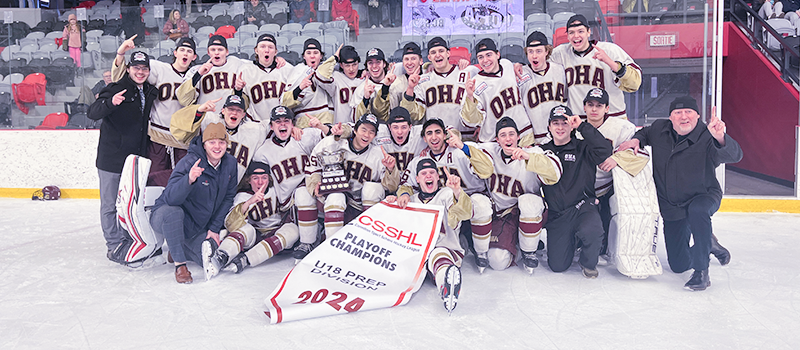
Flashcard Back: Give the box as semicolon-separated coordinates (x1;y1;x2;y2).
710;234;731;266
684;269;710;291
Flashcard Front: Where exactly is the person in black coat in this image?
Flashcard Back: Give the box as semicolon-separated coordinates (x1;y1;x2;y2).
88;51;157;263
540;105;613;279
618;96;743;291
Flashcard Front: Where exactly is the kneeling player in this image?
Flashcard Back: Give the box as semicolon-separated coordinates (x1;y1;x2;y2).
468;117;562;273
203;162;300;279
385;158;472;313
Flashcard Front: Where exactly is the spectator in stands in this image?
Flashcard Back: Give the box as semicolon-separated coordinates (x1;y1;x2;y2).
245;0;270;26
778;0;800;28
317;0;331;23
121;0;145;46
387;0;401;27
290;0;314;25
62;14;85;67
368;0;382;28
332;0;359;36
92;70;113;98
163;9;189;41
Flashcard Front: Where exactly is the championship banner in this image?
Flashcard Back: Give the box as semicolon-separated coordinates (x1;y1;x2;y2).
403;0;524;36
265;202;444;324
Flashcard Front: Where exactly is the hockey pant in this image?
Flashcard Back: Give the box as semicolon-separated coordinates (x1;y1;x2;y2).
545;199;603;272
146;142;187;187
218;222;300;267
294;185;319;245
115;155;164;263
321;182;385;238
428;246;464;290
470;193;546;270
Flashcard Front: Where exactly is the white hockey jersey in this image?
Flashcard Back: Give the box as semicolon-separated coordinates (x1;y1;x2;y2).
476;142;561;211
401;143;488;196
237;60;295;122
306;135;389;201
252;128;325;205
463;59;533;142
179;56;245;114
593;117;636;197
316;56;365;124
518;62;569;144
229;187;287;231
283;63;333;120
201;113;268;182
410;187;465;255
550;41;641;120
411;64;480;134
373;124;427;172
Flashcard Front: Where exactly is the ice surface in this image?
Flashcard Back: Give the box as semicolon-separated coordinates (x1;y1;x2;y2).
1;198;798;349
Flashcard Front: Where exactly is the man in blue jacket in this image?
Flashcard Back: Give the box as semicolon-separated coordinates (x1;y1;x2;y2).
618;96;743;291
149;123;239;284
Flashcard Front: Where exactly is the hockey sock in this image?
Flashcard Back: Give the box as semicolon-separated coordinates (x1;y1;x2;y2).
470;220;491;254
245;235;285;267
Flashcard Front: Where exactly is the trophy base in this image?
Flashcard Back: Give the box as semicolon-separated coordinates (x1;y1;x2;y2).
318;182;351;196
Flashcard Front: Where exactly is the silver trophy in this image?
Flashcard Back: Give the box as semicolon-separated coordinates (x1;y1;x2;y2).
318;150;350;195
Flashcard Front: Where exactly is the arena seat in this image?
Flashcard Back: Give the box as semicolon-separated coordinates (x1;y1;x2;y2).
34;112;69;130
214;25;237;39
449;47;470;65
277;50;301;65
551;11;576;27
302;22;323;38
500;44;526;64
280;23;302;41
13;73;47;115
276;36;288;52
553;26;568;46
272;13;288;26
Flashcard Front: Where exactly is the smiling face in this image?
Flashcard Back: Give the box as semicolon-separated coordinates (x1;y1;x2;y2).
222;106;245;129
584;100;609;125
402;54;422;75
416;168;440;194
172;10;181;21
271;117;294;141
303;48;322;68
248;171;270;191
548;119;572;146
256;41;277;67
476;50;499;73
353;123;377;150
389;122;411;144
68;14;77;24
341;61;360;79
428;47;451;72
567;25;591;52
496;127;519;155
173;46;196;71
669;108;700;136
127;65;150;85
204;138;228;165
526;45;548;71
208;45;229;66
423;124;446;154
366;58;386;81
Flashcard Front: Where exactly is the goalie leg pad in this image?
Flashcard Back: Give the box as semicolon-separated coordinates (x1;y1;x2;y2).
116;155;163;263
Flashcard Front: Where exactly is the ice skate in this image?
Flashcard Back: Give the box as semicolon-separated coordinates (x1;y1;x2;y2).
475;252;489;274
520;250;539;274
202;239;225;281
293;243;312;264
684;269;710;291
225;252;249;274
440;265;461;315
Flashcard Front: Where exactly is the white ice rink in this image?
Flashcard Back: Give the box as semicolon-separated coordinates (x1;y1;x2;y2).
1;198;798;349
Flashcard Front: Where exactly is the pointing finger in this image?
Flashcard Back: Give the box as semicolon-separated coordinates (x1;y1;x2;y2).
380;145;389;157
115;89;127;96
213;96;224;103
194;158;202;167
258;181;268;194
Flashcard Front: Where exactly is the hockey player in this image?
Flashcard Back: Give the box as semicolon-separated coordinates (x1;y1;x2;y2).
282;38;334;127
468;117;562;273
372;42;425;121
112;35;198;186
462;38;533;143
315;45;367;124
403;37;479;137
540;106;613;278
517;31;568;145
385;158;472;313
305;113;400;239
149;123;239;284
176;35;245;114
550;14;641;120
235;34;295;121
251;105;333;260
374;106;427;172
350;48;393;120
617;96;742;291
202;161;300;279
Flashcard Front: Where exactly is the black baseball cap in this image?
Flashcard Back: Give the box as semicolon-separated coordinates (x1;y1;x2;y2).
526;31;549;47
566;14;590;29
339;45;360;64
257;33;276;47
208;35;228;49
223;95;246;110
475;38;498;54
416;158;438;175
669;96;699;114
355;113;379;132
402;42;422;57
421;118;445;137
246;161;270;176
583;87;609;106
388;107;411;125
303;38;322;54
270;105;295;121
495;116;518;136
129;51;150;68
365;47;386;62
176;37;196;53
549;105;573;121
428;37;448;52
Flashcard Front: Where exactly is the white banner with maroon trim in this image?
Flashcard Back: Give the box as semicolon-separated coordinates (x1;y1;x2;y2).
264;202;444;324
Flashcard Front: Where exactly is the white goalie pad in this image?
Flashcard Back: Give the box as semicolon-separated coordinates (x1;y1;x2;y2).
608;162;663;279
116;155;164;263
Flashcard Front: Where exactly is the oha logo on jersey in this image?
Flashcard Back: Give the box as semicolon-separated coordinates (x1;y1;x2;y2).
564;154;576;162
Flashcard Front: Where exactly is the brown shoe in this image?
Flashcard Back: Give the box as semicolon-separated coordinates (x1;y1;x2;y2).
175;264;192;284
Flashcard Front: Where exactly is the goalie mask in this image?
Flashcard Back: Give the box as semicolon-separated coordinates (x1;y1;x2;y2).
32;186;61;200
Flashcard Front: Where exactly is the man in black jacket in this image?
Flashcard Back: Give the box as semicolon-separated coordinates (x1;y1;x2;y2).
540;105;613;278
88;51;157;264
618;96;743;291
